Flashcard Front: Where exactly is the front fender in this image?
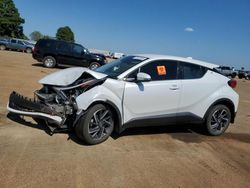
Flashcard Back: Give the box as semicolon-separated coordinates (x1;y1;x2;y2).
75;83;123;117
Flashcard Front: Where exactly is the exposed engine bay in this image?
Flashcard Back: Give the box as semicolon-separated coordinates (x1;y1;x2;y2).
8;68;107;133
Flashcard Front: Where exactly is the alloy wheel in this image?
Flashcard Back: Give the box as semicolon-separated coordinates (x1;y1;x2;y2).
88;109;114;140
210;108;230;134
89;63;100;70
45;58;54;67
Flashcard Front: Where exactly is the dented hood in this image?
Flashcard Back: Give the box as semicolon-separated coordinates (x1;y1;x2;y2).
39;67;107;86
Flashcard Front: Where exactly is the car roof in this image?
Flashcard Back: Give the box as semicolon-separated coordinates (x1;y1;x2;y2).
134;54;219;69
39;38;82;46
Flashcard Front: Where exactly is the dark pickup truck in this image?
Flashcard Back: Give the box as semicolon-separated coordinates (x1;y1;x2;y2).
32;39;106;69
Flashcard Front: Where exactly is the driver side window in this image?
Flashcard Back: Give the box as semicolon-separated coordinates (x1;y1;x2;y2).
127;60;178;81
72;44;83;55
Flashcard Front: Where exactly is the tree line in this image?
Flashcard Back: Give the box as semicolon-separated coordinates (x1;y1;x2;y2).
0;0;75;42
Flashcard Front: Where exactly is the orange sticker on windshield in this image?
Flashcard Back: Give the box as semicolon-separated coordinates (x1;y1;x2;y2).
157;66;167;75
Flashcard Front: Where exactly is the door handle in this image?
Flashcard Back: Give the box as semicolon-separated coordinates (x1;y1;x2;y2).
169;85;179;90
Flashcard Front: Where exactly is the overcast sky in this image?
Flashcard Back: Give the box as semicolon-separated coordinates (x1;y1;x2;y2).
15;0;250;69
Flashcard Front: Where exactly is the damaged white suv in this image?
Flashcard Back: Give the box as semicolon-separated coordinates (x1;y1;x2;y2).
7;55;239;144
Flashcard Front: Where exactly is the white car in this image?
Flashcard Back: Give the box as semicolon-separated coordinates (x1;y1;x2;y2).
7;55;239;144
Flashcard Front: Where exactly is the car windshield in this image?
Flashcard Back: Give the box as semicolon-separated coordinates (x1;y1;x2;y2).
95;56;147;78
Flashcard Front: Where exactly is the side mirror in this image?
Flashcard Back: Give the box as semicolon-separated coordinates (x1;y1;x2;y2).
81;50;85;55
136;72;151;82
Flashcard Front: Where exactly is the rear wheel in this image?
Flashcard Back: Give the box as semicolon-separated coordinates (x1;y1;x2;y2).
0;45;6;50
89;62;100;70
43;56;56;68
205;105;231;136
238;75;243;79
75;104;114;145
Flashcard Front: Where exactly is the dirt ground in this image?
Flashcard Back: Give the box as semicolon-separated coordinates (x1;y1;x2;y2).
0;51;249;188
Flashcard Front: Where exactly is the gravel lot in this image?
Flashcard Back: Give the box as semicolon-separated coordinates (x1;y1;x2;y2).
0;51;250;188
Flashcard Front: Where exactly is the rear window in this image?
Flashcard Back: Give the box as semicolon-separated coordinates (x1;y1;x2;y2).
179;62;207;79
57;41;71;52
37;40;54;49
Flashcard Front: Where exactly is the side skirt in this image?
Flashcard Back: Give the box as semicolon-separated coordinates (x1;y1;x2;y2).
120;112;203;133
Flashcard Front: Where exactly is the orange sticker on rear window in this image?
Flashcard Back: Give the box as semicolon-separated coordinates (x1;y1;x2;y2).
157;65;167;75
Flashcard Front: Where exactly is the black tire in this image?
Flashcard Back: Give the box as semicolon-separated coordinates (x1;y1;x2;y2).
89;62;100;70
238;75;243;79
205;104;231;136
32;117;45;125
231;73;236;78
43;56;56;68
75;104;114;145
0;44;6;50
26;48;32;53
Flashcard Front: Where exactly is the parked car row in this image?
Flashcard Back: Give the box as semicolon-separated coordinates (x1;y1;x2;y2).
215;66;237;78
216;66;250;80
0;38;34;53
238;70;250;79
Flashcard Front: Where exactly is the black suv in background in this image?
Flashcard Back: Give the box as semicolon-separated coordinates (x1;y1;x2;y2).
32;39;106;69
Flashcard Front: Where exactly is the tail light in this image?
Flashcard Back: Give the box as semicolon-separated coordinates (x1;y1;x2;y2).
228;79;237;88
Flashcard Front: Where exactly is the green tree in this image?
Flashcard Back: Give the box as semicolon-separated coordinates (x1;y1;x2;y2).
30;31;43;41
0;0;25;38
56;26;74;42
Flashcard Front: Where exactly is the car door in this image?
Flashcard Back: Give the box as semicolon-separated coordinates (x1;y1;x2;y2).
56;41;72;65
123;60;181;126
71;44;89;66
9;39;18;49
178;62;218;120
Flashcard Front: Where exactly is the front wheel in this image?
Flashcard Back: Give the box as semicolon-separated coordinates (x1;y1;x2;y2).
89;62;100;70
205;105;231;136
231;73;236;78
75;104;114;145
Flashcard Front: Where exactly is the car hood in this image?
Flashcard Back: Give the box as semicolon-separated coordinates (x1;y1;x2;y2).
39;67;107;86
90;53;104;60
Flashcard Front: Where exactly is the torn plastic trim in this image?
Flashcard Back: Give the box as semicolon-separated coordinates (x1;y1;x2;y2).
7;103;63;124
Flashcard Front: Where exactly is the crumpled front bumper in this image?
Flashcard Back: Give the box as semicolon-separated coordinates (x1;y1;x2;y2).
7;91;63;124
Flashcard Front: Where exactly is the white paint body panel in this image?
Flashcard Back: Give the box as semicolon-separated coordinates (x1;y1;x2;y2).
123;80;181;123
178;70;239;119
76;79;125;121
39;67;107;86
